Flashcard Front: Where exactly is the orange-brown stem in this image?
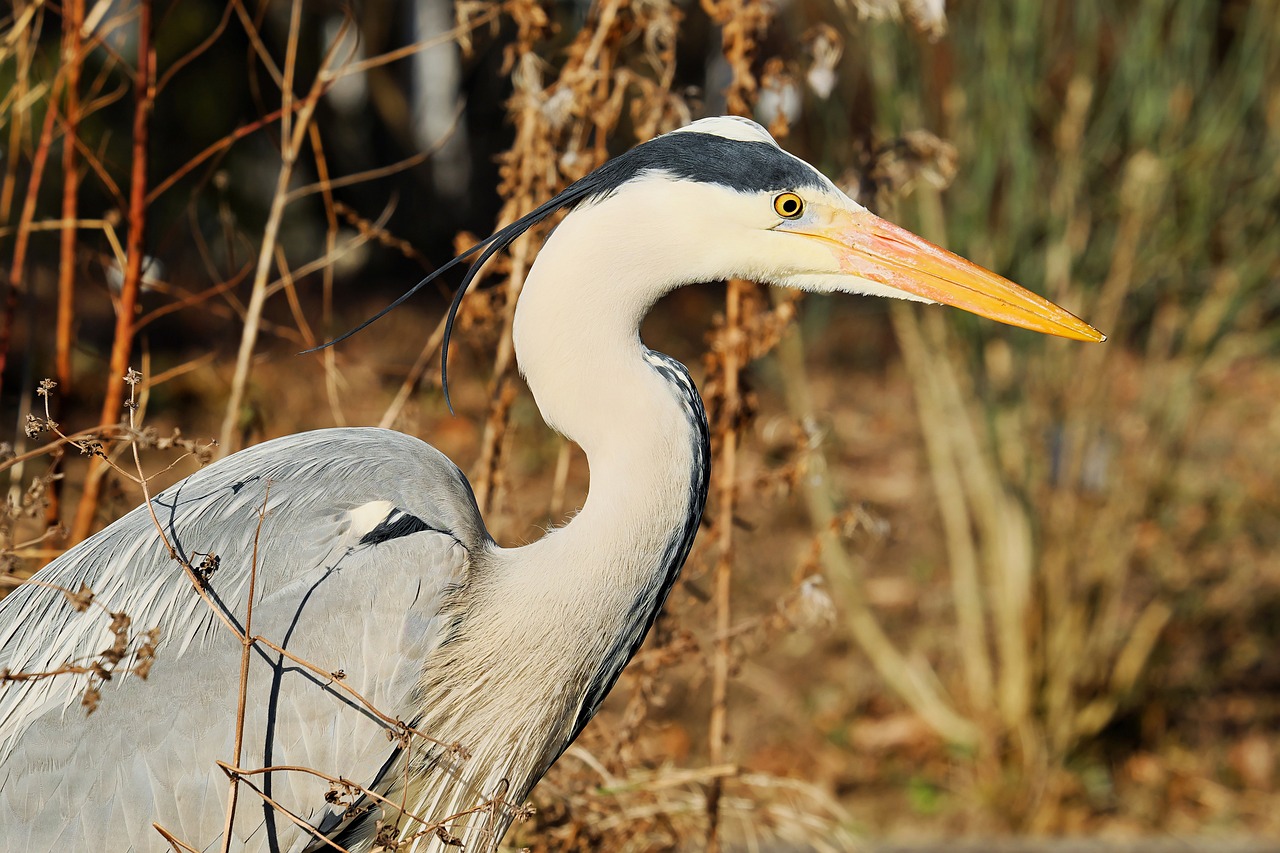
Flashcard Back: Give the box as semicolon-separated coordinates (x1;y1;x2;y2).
71;0;153;544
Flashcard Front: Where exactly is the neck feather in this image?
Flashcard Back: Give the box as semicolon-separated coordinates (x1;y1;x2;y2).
511;195;707;550
505;199;711;723
413;193;712;817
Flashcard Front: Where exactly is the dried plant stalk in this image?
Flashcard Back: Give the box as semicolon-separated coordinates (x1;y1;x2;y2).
705;279;746;852
56;0;84;396
69;0;153;543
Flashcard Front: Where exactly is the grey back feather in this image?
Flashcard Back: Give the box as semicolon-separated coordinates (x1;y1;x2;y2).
0;428;488;852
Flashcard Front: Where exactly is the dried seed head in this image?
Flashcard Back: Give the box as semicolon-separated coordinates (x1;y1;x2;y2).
435;826;464;847
790;575;838;630
64;582;96;612
804;25;843;99
196;553;221;584
82;684;101;715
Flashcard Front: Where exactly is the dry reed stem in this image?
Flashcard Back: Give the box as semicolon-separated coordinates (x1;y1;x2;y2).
246;632;458;752
55;0;84;396
145;104;302;205
135;262;254;330
260;201;396;301
153;0;234;95
219;763;437;834
217;767;354;853
772;295;980;749
215;761;511;852
152;822;204;853
275;245;316;348
69;0;152;543
218;0;312;455
305;122;346;426
0;216;126;266
892;183;1036;740
705;278;748;852
922;305;1034;734
891;303;994;718
219;483;271;852
0;1;39;222
698;0;772;843
378;313;450;430
1;69;62;399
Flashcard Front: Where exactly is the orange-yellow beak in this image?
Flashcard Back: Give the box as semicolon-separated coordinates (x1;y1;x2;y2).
799;209;1105;343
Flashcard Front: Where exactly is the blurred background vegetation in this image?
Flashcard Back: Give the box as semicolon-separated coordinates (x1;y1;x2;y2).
1;0;1277;849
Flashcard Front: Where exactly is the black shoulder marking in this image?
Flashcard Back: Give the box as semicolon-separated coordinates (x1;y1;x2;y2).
572;133;827;202
358;509;439;546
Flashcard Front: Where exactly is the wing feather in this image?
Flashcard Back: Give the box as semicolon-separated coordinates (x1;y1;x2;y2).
0;427;487;852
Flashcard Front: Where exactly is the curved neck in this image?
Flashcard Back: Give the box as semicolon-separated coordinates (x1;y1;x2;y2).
506;210;710;741
513;224;699;533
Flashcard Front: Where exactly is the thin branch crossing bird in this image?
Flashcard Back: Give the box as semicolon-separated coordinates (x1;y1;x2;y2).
0;118;1103;852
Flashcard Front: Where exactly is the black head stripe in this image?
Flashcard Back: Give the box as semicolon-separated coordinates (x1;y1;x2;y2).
572;133;827;200
309;131;825;411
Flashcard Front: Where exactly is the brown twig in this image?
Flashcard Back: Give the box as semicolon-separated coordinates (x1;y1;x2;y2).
214;766;352;853
152;822;204;853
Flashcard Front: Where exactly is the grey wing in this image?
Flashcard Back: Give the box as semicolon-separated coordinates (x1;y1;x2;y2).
0;427;488;852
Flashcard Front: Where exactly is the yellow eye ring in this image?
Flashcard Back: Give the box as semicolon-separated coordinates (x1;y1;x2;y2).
773;192;804;219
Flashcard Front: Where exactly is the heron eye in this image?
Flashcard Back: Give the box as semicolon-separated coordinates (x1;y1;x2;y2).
773;192;804;219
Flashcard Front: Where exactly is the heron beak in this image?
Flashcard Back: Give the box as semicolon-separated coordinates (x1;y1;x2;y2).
802;209;1106;342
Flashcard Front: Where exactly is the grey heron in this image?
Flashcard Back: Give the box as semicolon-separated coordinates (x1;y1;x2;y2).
0;117;1102;851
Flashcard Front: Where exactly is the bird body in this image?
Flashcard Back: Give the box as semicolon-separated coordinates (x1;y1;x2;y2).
0;117;1100;851
0;431;480;849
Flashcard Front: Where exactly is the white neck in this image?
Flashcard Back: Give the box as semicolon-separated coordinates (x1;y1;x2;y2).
410;181;716;821
509;192;705;573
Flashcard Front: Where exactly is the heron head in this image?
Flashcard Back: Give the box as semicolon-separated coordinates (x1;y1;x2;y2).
572;116;1105;344
315;117;1103;412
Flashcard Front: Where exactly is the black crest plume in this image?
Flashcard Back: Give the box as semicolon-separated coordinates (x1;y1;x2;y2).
307;131;821;413
305;183;597;413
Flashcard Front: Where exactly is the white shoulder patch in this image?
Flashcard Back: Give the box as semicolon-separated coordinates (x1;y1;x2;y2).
669;116;779;147
348;499;397;539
